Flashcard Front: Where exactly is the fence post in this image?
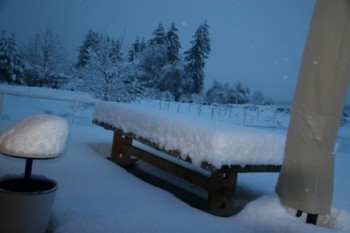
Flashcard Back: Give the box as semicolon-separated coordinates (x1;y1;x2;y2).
72;102;77;124
272;110;278;126
243;107;247;125
0;93;4;120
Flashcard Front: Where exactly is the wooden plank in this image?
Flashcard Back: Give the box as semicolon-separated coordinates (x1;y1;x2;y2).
123;144;210;190
226;165;281;173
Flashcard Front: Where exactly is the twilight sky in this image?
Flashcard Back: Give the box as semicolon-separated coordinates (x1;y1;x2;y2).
0;0;335;103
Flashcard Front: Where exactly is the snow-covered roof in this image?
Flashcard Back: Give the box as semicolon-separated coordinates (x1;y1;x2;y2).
93;102;287;167
0;114;69;159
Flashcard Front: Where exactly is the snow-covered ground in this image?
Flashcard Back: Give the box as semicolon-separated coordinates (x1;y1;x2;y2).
0;85;349;233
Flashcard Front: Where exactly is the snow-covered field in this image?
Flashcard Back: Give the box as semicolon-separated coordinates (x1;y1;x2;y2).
0;85;349;233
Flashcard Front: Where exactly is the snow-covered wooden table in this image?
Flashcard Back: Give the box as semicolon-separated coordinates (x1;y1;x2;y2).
93;101;286;216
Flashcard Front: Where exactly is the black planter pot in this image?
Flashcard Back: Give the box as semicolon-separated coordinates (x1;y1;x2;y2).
0;175;58;233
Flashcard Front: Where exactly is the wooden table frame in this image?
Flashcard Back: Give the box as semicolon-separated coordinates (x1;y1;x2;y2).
94;120;281;216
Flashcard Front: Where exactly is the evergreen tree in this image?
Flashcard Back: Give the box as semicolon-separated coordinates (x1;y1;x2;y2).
76;29;101;68
109;38;123;64
0;31;25;84
127;36;145;62
137;22;183;95
165;23;181;64
127;37;138;62
138;44;168;88
149;23;166;45
139;37;146;51
133;37;141;53
127;49;136;63
154;23;184;100
200;20;211;55
184;21;211;94
139;23;169;89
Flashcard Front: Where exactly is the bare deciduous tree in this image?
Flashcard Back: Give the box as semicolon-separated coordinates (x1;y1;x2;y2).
22;26;68;88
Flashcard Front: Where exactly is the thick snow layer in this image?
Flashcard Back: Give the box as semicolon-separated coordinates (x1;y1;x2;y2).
0;85;349;233
0;114;68;158
93;101;286;167
233;194;350;233
0;122;349;233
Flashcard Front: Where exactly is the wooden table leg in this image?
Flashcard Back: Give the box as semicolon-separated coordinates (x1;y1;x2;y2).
110;132;136;166
207;168;237;216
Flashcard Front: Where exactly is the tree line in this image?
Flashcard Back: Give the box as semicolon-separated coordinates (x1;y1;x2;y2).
0;24;269;105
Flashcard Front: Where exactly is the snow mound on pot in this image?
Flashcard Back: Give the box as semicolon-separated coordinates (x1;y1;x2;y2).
0;114;68;159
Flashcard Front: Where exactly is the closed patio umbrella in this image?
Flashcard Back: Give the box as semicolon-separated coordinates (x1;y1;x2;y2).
276;0;350;225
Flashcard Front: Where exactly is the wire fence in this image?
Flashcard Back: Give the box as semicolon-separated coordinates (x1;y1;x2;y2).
0;90;97;125
156;100;350;154
1;92;349;154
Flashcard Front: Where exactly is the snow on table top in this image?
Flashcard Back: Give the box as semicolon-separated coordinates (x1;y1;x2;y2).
0;114;69;159
93;101;287;167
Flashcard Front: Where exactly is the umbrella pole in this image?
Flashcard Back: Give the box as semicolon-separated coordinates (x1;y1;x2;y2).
24;158;33;182
306;214;318;225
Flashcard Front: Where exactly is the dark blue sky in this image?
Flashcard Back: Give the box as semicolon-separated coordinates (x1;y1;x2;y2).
1;0;336;103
